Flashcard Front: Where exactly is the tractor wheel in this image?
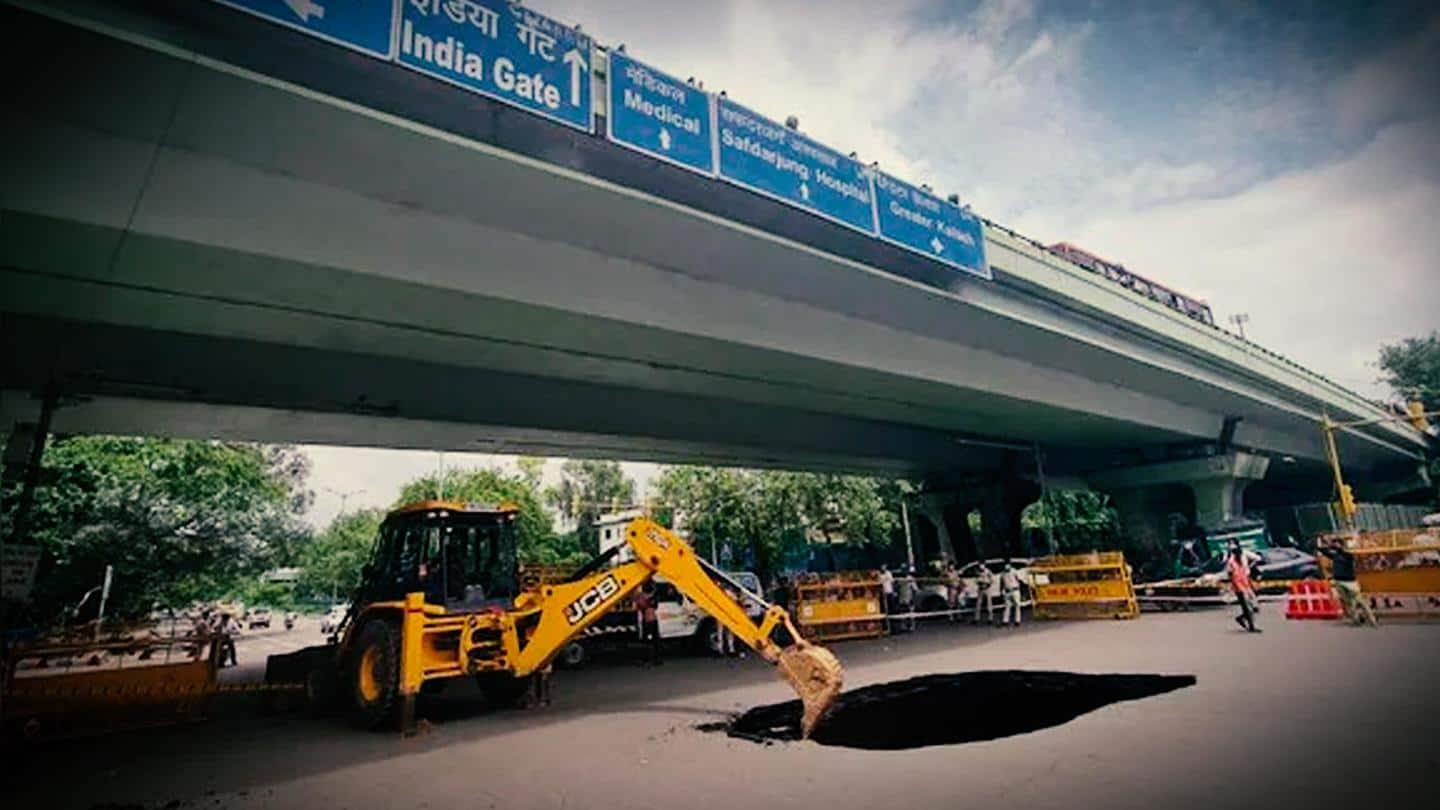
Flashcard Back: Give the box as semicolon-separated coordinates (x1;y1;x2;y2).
477;673;533;709
347;619;401;729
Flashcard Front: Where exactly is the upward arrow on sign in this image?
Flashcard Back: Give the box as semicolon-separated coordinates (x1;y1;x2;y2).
659;128;672;151
563;49;587;107
282;0;325;22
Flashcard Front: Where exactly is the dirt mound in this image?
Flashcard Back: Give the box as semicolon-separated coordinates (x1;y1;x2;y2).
718;670;1195;750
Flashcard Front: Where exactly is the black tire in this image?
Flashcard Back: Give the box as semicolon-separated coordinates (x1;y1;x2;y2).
558;641;587;668
477;673;532;709
695;619;721;655
347;619;401;729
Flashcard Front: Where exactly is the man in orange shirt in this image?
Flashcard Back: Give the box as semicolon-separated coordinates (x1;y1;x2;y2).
1226;543;1260;633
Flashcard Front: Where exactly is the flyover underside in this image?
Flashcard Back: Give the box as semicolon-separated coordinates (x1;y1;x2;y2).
0;1;1425;481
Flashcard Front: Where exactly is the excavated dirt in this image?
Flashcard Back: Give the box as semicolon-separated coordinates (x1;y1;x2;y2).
714;671;1195;750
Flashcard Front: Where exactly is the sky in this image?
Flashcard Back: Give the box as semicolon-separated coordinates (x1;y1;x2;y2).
304;0;1440;528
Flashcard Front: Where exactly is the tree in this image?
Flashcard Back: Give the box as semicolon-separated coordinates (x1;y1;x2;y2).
2;437;312;622
653;466;902;582
515;456;547;489
1377;332;1440;505
398;466;576;563
546;460;636;554
299;508;384;603
1021;491;1120;553
1378;331;1440;412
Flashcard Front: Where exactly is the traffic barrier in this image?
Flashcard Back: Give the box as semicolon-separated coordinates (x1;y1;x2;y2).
1031;552;1138;620
1325;530;1440;620
792;572;887;642
1283;579;1341;620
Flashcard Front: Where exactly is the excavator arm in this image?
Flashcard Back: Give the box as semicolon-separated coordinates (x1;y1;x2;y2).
508;517;843;737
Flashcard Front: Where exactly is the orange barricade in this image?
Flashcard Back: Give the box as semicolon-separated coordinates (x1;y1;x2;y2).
1284;579;1341;620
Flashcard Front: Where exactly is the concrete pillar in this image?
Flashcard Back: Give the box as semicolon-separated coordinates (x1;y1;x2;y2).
1104;487;1179;552
976;478;1041;560
916;493;959;566
1090;451;1271;548
2;422;42;487
1185;452;1270;527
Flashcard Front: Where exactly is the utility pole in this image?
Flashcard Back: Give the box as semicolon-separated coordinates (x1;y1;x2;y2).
94;564;113;641
324;487;365;516
1228;312;1250;340
900;499;916;572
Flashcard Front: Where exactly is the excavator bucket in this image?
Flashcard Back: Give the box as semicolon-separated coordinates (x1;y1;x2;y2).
776;641;844;738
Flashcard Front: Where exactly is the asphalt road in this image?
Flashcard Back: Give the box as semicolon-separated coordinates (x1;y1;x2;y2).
6;612;1438;810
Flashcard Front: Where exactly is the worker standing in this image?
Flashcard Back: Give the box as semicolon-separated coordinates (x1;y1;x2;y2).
218;613;240;667
717;586;741;655
1226;543;1261;633
634;583;662;666
973;565;995;625
898;568;917;631
1320;544;1377;627
879;566;896;622
944;562;962;622
1000;561;1023;627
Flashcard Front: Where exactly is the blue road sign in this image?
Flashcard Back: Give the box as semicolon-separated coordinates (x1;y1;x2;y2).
607;51;714;176
873;171;990;279
397;0;592;132
213;0;396;58
716;98;876;235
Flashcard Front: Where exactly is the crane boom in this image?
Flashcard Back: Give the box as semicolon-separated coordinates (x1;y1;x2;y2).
507;517;843;736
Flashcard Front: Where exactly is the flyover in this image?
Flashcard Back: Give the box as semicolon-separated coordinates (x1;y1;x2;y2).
1;1;1430;551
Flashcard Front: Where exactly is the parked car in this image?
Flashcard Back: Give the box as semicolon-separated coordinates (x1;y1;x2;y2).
917;558;1034;615
246;607;272;629
1248;547;1321;582
320;604;350;635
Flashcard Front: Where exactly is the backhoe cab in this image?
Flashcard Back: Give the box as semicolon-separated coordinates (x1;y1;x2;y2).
275;501;842;737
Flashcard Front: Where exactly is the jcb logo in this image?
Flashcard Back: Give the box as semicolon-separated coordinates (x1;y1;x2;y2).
645;528;671;550
565;575;620;625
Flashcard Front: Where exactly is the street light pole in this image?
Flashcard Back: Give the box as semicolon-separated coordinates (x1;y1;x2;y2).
324;487;366;516
1228;312;1250;340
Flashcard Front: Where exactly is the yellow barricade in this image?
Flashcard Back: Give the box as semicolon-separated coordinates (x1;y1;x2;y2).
792;571;887;642
1349;539;1440;620
1031;552;1138;620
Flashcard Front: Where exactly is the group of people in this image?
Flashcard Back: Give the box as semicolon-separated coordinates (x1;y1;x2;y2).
198;611;241;667
1224;539;1378;632
878;560;1026;629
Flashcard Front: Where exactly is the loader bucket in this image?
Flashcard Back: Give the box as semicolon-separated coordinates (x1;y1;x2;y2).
776;641;844;738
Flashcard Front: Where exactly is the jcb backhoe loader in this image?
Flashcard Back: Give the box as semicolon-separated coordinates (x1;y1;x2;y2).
268;500;843;737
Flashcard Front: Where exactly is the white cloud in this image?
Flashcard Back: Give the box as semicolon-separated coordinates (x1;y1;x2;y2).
1072;117;1440;394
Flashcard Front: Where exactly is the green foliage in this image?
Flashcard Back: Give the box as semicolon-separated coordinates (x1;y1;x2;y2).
654;466;903;581
1377;332;1440;504
298;507;384;602
3;437;312;622
515;456;546;489
229;576;302;611
546;460;636;555
397;466;573;564
1021;490;1120;553
1378;331;1440;412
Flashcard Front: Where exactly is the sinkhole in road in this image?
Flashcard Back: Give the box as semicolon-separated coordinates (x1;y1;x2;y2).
706;671;1196;750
